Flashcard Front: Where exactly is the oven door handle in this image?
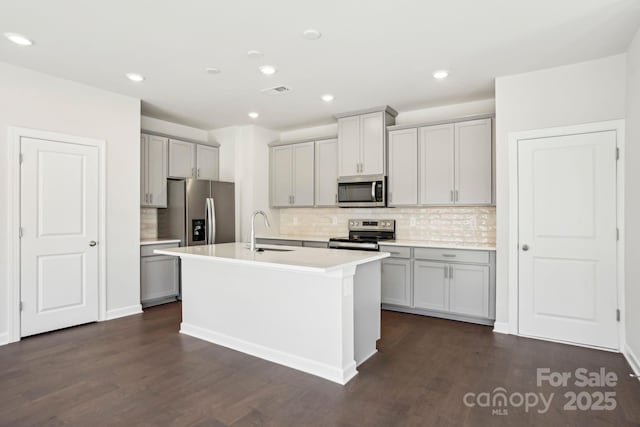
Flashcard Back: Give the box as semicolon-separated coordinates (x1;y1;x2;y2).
371;181;376;201
329;241;379;251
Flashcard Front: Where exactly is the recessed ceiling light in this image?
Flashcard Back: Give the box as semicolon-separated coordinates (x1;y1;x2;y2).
4;32;33;46
205;67;221;74
126;73;145;82
433;70;449;80
247;50;263;59
259;65;277;76
248;112;259;119
302;29;322;40
321;94;334;102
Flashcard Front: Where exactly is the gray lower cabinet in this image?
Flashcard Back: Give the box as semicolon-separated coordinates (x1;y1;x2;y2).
140;243;180;307
381;244;495;326
381;258;412;306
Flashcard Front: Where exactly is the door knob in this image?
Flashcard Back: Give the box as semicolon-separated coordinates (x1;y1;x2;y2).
89;241;97;247
522;244;529;251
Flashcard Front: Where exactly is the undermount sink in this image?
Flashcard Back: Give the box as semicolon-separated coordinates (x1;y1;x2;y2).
244;245;294;252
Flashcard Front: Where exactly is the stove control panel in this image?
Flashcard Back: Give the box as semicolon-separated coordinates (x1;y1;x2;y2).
348;219;395;232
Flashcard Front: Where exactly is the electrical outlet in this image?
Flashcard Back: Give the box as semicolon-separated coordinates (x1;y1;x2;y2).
410;217;417;227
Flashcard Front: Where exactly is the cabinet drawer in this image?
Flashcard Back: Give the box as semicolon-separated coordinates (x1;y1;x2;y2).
302;241;329;248
141;243;179;257
379;245;411;259
256;238;303;247
414;248;489;264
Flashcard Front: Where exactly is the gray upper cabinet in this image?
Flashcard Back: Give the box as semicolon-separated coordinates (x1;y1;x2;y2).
141;134;168;208
388;128;418;206
270;142;315;207
454;119;492;205
337;107;397;177
196;144;219;181
419;124;455;205
168;139;196;179
315;138;338;206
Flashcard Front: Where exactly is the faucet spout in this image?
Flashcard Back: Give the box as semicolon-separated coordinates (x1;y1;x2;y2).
250;210;271;252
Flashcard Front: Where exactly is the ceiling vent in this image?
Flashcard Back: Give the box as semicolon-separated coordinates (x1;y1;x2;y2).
261;85;293;96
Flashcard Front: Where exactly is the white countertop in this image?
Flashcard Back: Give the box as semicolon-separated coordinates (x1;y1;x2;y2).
140;239;181;246
255;234;331;243
380;240;496;251
155;242;389;273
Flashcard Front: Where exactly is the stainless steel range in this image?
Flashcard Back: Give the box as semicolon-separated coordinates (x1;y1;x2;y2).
329;219;395;251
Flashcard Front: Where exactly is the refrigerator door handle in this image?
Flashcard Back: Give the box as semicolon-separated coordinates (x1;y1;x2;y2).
207;197;216;244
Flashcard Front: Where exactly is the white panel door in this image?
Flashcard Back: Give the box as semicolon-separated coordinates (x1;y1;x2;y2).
360;112;385;175
518;130;618;349
271;145;293;207
413;260;449;311
20;137;99;337
338;116;361;176
197;145;219;180
147;135;168;207
419;124;455;205
292;142;315;206
449;264;490;318
315;138;338;206
388;128;418;206
381;258;412;306
455;119;492;204
168;139;196;178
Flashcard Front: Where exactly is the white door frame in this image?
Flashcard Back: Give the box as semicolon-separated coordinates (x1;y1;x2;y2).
7;127;107;343
507;120;625;351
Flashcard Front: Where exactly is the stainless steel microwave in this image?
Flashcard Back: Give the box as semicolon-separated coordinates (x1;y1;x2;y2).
337;175;386;207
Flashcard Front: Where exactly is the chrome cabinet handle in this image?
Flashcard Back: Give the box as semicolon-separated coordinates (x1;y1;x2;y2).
450;190;454;202
150;193;153;204
442;254;456;258
455;190;459;202
522;244;530;251
335;194;338;203
450;265;453;278
197;168;201;177
89;241;97;247
192;167;195;178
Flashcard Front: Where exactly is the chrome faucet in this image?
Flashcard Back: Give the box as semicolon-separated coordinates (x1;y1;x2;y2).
250;210;271;251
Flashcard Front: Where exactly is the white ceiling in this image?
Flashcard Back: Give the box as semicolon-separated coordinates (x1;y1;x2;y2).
1;0;639;130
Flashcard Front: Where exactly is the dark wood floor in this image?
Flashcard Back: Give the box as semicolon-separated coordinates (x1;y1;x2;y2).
1;303;639;426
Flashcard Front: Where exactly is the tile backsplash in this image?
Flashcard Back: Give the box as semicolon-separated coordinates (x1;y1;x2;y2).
140;208;158;240
279;206;496;245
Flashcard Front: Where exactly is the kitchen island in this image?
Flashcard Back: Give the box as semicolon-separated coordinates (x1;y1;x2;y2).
155;243;389;384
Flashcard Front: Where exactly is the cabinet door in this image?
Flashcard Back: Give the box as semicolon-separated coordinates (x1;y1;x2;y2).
382;258;412;306
413;260;449;311
140;256;179;302
419;124;455;205
140;135;149;207
168;139;196;178
449;264;490;318
455;119;492;204
196;145;219;180
146;135;168;207
271;145;293;207
338;116;361;177
388;128;418;206
361;112;385;175
292;142;315;206
315;138;338;206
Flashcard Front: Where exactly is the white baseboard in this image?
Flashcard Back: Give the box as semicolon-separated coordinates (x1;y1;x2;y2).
492;321;510;334
105;304;142;320
0;332;10;347
180;322;358;385
624;343;640;376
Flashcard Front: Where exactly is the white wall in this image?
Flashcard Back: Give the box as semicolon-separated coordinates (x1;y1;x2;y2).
625;29;640;369
0;62;142;342
494;54;627;326
209;125;279;242
141;116;209;143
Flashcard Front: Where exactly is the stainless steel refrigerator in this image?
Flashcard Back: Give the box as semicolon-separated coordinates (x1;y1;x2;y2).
157;179;235;246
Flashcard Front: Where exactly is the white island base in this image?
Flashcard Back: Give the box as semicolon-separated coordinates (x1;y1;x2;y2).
156;243;389;385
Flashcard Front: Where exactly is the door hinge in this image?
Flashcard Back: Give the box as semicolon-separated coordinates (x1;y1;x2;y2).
617;228;620;241
20;301;24;312
18;227;23;238
616;147;620;160
19;153;23;164
616;309;621;322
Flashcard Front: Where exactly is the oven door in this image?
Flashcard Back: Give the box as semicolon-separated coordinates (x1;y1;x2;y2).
337;175;386;207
